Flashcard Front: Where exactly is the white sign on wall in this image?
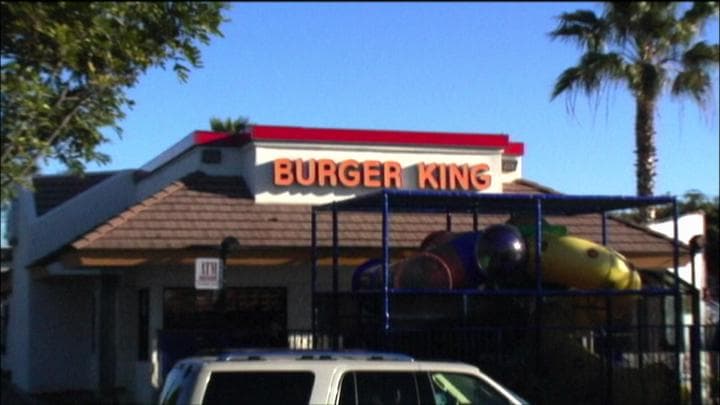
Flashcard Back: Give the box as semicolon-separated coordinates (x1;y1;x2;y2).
195;257;223;290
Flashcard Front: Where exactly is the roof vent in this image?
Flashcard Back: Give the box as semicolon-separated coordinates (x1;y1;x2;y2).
502;159;517;173
202;149;222;164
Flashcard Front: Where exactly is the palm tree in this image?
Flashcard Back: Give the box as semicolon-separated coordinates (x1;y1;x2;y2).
550;2;719;220
209;116;250;135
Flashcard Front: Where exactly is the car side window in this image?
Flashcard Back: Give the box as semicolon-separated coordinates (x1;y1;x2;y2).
338;371;420;405
202;371;314;405
428;372;510;405
338;372;357;405
158;365;185;405
159;364;201;405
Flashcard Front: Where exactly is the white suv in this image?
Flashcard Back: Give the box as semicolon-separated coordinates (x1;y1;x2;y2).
158;350;528;405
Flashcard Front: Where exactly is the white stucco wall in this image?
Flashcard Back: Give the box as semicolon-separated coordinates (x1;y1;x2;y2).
648;212;706;289
5;189;36;391
500;155;522;184
135;144;253;201
30;278;99;392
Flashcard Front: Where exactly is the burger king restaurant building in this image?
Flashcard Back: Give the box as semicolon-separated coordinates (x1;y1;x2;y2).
3;125;697;403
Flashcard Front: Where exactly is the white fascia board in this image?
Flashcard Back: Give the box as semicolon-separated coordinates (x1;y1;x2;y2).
27;170;138;264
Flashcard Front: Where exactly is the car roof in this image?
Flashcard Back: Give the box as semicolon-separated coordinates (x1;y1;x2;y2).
215;350;415;361
174;350;480;373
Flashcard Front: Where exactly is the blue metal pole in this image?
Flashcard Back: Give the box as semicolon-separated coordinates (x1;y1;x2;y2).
534;198;544;382
605;295;614;405
311;208;317;345
383;191;391;332
672;198;683;403
446;207;452;231
690;269;702;405
535;199;543;292
332;202;339;349
601;211;608;246
473;205;479;232
601;210;612;403
332;203;339;294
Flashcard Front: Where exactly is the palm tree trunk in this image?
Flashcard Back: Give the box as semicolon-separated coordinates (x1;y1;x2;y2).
635;96;657;221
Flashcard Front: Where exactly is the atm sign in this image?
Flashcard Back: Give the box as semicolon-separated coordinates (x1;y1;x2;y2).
195;257;222;290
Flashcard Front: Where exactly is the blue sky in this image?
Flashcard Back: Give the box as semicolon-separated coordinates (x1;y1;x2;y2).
41;2;720;198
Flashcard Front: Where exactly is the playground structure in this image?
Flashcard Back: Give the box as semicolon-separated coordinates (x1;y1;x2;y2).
351;223;642;295
309;190;710;404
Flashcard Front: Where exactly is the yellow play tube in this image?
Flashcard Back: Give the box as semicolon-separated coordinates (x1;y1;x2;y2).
527;234;641;291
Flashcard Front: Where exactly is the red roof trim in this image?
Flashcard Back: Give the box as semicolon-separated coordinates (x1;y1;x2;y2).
249;125;513;150
505;143;525;156
191;126;525;156
193;131;250;146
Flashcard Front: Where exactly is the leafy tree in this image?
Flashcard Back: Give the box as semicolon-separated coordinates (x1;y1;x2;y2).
1;2;229;204
550;2;720;220
209;116;250;135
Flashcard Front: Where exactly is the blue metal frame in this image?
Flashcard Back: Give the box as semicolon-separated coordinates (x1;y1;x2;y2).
602;211;608;246
321;189;674;215
332;202;340;349
310;189;687;402
311;208;317;340
382;191;390;332
672;198;683;400
312;189;681;312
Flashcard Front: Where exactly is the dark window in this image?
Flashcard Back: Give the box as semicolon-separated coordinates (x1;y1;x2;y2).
338;372;356;404
91;293;96;353
415;373;436;404
0;300;7;354
340;371;510;405
662;295;685;349
138;288;149;360
339;371;441;405
163;287;287;347
353;372;419;405
202;371;314;405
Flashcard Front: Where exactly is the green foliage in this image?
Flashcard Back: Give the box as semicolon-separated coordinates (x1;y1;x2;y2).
209;116;250;135
1;2;229;203
550;2;719;220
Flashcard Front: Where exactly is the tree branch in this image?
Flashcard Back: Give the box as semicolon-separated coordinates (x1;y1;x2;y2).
2;89;96;183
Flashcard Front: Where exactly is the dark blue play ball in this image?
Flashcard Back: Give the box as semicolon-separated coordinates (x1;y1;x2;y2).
475;224;526;278
352;258;385;291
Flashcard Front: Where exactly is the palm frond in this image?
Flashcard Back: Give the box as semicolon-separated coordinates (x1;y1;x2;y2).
209;116;249;134
549;10;608;51
606;2;678;54
603;2;640;43
552;67;583;99
672;68;712;105
668;41;719;105
679;2;720;42
682;41;720;68
551;52;626;99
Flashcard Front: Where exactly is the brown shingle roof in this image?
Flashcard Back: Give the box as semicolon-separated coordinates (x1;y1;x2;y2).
33;172;116;216
68;173;682;261
501;179;561;195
